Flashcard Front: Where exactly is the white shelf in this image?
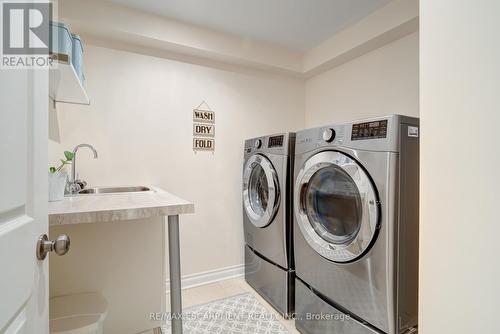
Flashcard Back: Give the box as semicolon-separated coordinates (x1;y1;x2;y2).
49;61;90;106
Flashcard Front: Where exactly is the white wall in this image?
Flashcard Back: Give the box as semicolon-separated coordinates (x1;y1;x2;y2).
420;1;500;333
49;45;304;278
305;32;419;127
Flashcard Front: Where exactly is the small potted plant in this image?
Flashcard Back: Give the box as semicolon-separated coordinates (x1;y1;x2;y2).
48;151;74;201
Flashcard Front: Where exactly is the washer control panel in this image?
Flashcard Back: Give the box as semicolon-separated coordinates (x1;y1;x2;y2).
244;133;293;156
351;120;388;141
268;135;284;148
322;128;336;142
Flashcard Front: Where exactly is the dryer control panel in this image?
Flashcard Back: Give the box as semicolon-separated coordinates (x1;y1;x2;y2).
295;115;418;154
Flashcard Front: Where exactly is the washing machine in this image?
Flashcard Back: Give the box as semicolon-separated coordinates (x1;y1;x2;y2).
293;115;419;334
243;133;295;317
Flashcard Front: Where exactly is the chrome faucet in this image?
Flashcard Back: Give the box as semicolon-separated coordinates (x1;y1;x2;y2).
67;144;98;194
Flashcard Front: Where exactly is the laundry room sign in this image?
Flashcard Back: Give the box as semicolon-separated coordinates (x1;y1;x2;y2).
193;101;215;152
193;123;215;137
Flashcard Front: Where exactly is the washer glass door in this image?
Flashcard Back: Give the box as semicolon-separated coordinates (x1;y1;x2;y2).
243;154;280;228
295;151;379;263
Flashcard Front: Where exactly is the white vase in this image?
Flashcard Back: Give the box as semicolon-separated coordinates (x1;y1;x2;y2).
48;171;68;202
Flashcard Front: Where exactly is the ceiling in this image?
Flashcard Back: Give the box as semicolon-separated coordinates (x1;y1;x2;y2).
107;0;391;51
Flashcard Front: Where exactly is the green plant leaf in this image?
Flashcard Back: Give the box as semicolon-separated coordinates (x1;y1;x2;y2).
64;151;74;161
49;150;73;173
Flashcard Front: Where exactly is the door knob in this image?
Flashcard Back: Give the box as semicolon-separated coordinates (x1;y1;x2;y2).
36;234;71;260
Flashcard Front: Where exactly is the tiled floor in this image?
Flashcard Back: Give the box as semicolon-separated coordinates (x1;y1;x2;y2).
139;277;300;334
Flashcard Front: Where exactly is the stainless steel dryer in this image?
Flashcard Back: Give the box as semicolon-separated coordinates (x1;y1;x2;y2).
293;115;419;334
243;133;295;317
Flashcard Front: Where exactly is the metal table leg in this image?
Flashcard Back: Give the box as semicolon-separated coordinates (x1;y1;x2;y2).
168;215;183;334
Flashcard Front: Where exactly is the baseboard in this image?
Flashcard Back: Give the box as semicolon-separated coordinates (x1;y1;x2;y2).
166;264;245;292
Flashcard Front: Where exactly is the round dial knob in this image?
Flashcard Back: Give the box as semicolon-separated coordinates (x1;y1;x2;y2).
322;128;336;142
254;139;262;149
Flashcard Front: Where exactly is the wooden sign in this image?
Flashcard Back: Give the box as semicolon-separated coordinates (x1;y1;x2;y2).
193;123;215;137
193;101;215;152
193;109;215;124
193;138;215;151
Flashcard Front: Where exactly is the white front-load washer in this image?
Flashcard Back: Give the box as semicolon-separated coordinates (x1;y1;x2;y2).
243;133;295;317
293;115;419;334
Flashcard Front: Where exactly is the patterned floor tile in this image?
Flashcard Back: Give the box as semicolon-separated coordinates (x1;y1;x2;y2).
162;293;289;334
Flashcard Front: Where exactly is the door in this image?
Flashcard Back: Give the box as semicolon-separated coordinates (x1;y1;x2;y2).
243;154;280;228
0;67;49;330
294;151;379;263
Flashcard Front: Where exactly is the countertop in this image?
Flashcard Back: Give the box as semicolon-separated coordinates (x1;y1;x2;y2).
48;186;194;226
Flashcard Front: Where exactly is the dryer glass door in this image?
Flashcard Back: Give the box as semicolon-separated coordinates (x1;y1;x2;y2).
304;165;362;245
295;151;379;263
243;154;280;228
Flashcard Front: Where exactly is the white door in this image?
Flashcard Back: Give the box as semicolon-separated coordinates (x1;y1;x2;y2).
0;68;49;330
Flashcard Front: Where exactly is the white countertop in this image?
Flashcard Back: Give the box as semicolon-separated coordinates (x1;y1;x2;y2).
48;186;194;226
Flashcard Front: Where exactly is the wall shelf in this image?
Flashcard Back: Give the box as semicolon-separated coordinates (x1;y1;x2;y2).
49;61;90;106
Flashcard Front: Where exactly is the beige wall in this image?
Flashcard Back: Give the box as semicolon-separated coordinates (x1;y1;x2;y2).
420;1;500;333
49;45;304;277
305;32;419;127
50;31;418;279
49;24;420;314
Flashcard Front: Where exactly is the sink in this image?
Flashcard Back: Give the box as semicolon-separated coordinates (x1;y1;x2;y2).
77;186;151;195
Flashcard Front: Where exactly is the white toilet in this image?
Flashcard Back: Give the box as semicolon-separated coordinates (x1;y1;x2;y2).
50;293;108;334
